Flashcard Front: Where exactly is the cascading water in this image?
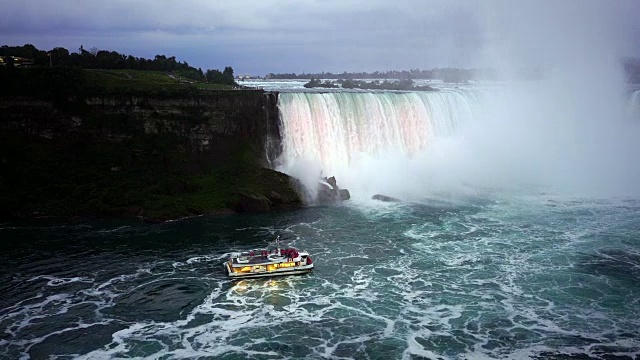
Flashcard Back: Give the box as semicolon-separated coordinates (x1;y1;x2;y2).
276;89;480;198
276;84;640;200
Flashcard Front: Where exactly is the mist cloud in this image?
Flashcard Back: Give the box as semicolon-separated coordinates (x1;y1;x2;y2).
433;0;640;196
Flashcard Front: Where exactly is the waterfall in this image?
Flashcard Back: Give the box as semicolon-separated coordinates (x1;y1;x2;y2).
276;90;480;177
275;85;640;199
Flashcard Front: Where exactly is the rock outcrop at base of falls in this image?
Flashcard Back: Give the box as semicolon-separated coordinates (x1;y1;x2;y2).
317;176;351;204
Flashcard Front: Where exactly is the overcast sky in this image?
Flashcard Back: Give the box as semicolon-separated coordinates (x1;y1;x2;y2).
2;0;639;75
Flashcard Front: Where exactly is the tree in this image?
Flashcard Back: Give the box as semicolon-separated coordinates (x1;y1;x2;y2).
50;47;70;66
96;50;125;69
126;55;137;69
223;66;234;77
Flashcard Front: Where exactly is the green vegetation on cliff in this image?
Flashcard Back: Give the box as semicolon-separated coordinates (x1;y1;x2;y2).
1;43;237;86
0;66;240;98
0;43;241;96
84;69;238;95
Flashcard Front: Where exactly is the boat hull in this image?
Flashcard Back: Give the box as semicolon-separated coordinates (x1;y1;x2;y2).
224;262;313;280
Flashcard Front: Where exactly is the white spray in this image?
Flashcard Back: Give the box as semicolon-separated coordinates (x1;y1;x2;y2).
276;1;640;199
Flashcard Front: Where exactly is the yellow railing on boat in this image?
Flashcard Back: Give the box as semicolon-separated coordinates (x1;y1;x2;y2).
231;261;300;274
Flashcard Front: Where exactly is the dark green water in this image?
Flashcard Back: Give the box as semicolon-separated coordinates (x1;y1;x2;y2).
1;193;639;359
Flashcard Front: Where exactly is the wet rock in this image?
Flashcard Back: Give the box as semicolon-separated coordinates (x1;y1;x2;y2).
317;181;341;203
317;175;350;204
339;189;351;200
326;176;337;189
372;194;400;202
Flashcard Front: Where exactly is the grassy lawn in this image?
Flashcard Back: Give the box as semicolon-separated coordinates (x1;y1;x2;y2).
83;69;235;95
0;67;251;98
193;82;237;90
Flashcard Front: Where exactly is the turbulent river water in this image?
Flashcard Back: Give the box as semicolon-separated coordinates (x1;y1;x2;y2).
2;195;640;359
2;82;640;359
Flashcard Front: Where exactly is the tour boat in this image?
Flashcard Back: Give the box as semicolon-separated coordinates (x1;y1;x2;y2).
224;241;314;279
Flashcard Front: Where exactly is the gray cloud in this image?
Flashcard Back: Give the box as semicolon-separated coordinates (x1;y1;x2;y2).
1;0;639;75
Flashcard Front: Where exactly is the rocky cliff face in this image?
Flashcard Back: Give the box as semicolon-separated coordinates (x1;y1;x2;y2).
0;91;295;220
0;91;281;166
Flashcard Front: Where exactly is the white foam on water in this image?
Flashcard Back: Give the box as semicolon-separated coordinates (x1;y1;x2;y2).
26;275;94;287
95;225;132;234
172;253;230;268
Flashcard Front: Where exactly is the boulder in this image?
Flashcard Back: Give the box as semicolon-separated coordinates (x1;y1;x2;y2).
339;189;351;200
289;174;351;205
317;181;340;203
372;194;400;202
316;175;351;204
